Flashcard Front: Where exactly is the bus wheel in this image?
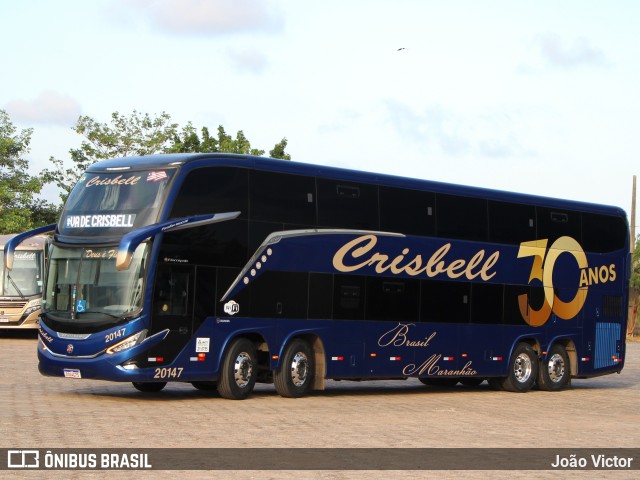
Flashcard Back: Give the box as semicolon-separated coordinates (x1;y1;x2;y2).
419;378;458;387
191;381;218;391
501;343;538;393
274;339;315;398
132;382;166;392
537;344;570;391
217;338;257;400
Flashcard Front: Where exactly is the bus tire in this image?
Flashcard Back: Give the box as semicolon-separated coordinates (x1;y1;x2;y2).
132;382;166;392
501;343;538;393
274;339;314;398
217;338;257;400
419;378;458;387
537;344;570;391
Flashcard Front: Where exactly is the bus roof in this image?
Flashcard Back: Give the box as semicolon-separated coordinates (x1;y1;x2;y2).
86;153;626;218
0;235;47;250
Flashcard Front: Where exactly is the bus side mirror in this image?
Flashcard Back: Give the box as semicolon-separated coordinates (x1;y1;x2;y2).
3;224;56;271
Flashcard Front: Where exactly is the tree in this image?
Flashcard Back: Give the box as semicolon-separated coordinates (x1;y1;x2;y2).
170;123;291;159
270;138;291;160
630;234;640;336
0;110;56;233
43;111;178;203
44;111;292;204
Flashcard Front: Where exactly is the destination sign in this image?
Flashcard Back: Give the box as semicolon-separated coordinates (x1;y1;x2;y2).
65;214;136;229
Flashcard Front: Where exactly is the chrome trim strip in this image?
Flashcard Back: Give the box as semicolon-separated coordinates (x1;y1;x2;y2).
57;332;91;340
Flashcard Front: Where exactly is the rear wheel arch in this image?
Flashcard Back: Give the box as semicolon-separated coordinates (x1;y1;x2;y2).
218;333;270;373
554;339;577;377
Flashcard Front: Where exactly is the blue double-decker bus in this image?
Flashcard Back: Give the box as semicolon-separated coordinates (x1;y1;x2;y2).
5;154;629;399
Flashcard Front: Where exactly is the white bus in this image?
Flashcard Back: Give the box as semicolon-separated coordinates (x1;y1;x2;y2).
0;234;46;329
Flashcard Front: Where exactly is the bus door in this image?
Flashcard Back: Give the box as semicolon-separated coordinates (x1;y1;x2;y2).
150;263;195;361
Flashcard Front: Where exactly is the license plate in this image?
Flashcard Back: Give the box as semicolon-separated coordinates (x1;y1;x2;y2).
63;369;82;379
0;318;9;323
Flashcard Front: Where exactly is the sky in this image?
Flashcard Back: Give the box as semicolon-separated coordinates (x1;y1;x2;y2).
1;0;639;234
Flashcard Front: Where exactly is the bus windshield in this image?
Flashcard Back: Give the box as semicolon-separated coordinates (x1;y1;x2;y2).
58;169;175;237
43;243;148;326
0;250;43;297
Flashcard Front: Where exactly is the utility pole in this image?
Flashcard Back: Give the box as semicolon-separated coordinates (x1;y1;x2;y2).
631;175;636;254
630;175;637;336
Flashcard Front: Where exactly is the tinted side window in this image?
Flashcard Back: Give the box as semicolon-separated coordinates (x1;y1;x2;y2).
489;201;536;245
421;280;470;323
366;277;420;322
250;271;309;319
153;264;192;317
379;186;435;236
437;194;488;241
333;275;366;320
249;170;316;225
308;273;333;319
159;220;248;268
317;179;379;230
194;266;217;321
536;207;581;244
170;167;248;219
470;283;504;324
581;213;627;253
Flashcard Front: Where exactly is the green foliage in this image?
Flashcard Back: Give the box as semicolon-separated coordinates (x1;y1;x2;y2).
169;123;291;159
0;110;56;233
43;110;292;205
631;234;640;291
269;138;291;160
74;111;178;159
43;111;178;203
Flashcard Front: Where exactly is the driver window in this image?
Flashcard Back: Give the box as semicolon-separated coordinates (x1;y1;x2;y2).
154;265;191;316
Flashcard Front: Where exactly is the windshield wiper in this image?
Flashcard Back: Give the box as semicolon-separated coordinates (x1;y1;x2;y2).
6;273;25;299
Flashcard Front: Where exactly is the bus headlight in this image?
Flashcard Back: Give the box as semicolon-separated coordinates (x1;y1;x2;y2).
106;330;147;355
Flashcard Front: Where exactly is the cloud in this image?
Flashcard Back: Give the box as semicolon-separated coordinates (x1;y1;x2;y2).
520;33;608;71
385;100;535;159
123;0;284;36
5;91;81;126
227;48;269;74
537;33;607;67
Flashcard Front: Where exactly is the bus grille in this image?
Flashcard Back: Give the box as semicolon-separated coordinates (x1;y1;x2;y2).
0;301;27;310
602;295;623;318
594;322;621;369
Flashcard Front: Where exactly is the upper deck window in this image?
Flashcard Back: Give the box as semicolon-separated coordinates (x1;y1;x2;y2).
59;169;176;237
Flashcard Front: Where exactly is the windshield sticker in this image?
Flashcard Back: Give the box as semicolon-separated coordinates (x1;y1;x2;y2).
147;171;168;182
75;300;87;313
14;252;36;260
84;248;117;260
85;175;141;187
65;214;136;229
